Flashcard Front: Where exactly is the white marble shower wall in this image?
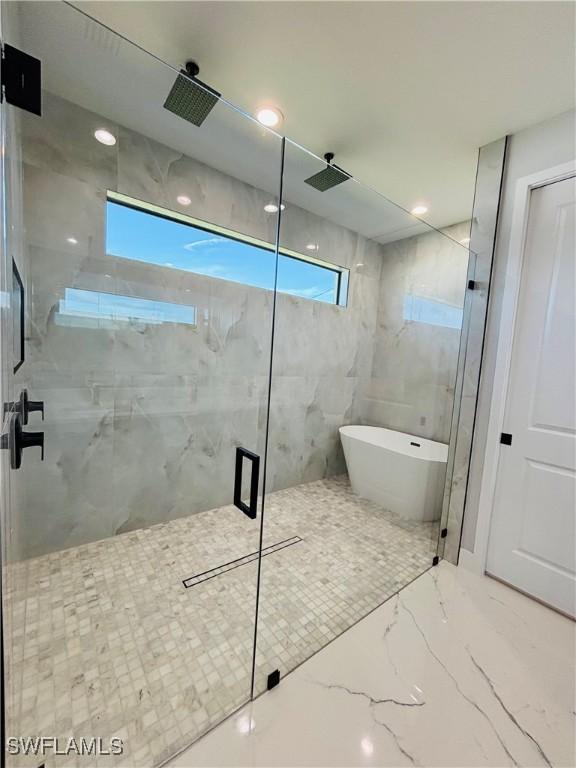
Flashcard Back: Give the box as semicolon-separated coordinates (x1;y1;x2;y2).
266;214;384;492
15;92;383;557
361;222;471;444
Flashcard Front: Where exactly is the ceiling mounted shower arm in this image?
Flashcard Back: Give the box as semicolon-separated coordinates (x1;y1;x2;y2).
184;60;201;79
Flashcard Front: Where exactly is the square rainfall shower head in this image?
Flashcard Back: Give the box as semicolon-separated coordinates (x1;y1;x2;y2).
164;66;221;127
304;155;351;192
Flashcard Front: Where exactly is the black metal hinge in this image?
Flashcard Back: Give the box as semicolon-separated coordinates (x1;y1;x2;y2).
1;43;42;116
440;528;447;539
500;432;512;446
267;669;280;690
468;279;477;290
432;555;440;566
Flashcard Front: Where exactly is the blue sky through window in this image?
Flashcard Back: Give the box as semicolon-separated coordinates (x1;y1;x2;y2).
106;201;341;305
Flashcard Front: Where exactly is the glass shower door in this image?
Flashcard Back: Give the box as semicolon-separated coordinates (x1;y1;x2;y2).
0;2;282;765
254;138;474;695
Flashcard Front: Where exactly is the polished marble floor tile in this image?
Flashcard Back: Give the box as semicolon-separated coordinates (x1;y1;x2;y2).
170;563;575;768
6;476;437;768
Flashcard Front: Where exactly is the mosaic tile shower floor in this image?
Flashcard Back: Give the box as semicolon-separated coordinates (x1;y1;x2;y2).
7;476;438;768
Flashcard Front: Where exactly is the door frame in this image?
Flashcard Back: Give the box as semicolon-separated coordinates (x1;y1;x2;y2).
466;160;576;575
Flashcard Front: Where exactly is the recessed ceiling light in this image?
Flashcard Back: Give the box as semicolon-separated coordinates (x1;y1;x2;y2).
94;129;116;146
411;204;428;216
460;236;471;245
177;195;191;206
306;243;318;251
264;202;285;213
66;237;78;245
256;107;283;128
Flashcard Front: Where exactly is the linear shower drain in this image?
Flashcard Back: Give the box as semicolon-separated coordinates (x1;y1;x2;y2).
182;536;302;588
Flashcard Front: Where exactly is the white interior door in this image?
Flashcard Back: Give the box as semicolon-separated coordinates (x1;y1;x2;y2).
486;175;576;617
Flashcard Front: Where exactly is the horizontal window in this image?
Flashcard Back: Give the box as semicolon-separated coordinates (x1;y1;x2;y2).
106;195;348;306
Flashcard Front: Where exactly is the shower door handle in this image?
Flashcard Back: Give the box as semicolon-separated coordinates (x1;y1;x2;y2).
1;412;44;469
233;447;260;520
3;389;44;424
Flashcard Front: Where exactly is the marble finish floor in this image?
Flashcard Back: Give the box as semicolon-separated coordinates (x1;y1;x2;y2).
170;563;576;768
7;476;437;768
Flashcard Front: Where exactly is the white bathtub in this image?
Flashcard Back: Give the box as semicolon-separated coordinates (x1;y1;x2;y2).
339;426;448;522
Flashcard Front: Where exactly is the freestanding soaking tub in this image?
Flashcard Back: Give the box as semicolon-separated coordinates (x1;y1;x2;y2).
339;426;448;522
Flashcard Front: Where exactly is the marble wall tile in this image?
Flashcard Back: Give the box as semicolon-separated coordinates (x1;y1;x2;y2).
266;375;357;492
111;374;270;533
16;370;116;557
271;274;379;380
26;244;116;373
111;262;275;378
22;162;107;256
279;206;383;278
265;249;381;498
21;92;117;191
365;221;471;443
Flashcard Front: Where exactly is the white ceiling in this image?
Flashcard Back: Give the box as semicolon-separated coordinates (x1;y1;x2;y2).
71;0;576;229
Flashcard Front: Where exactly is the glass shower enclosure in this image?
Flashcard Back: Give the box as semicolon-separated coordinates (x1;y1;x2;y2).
0;2;474;766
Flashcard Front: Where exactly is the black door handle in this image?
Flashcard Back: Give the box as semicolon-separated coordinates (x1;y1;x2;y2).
1;411;44;469
25;390;45;422
234;447;260;519
3;389;44;424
